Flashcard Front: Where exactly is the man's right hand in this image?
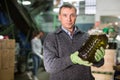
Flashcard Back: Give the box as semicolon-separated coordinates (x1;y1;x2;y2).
70;51;93;66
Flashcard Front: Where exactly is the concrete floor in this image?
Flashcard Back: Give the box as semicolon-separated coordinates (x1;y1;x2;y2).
15;67;49;80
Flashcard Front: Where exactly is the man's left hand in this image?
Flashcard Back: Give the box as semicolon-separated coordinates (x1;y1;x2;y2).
95;47;105;62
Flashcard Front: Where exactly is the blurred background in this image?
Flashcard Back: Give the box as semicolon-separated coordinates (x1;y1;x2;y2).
0;0;120;80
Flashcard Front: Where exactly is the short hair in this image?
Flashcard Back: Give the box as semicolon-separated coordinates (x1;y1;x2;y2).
59;3;77;14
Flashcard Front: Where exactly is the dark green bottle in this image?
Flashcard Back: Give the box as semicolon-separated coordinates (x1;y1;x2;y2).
78;34;108;63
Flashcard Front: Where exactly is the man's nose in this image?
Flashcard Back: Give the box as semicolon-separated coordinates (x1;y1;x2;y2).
67;16;71;21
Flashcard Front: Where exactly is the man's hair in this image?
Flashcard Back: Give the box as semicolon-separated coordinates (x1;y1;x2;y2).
59;3;77;14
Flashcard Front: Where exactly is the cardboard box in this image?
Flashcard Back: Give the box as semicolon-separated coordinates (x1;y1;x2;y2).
91;49;116;73
0;49;15;69
0;52;1;69
92;73;114;80
0;39;15;80
0;68;14;80
6;39;15;49
0;39;15;49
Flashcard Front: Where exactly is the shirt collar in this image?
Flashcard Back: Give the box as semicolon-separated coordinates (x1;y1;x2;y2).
61;26;77;35
55;25;82;35
61;26;77;39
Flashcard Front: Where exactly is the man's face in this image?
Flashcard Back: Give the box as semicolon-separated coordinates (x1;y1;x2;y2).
58;7;77;31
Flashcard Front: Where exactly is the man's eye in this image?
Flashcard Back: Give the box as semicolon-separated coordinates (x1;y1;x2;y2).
71;14;76;17
63;14;67;17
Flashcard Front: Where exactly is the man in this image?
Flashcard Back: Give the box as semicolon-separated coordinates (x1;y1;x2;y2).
43;3;105;80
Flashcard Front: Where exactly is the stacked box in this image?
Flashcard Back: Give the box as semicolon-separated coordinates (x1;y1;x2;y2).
0;39;15;80
91;49;116;80
92;73;114;80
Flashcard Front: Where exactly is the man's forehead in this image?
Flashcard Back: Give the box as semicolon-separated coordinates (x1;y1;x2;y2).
61;7;74;10
61;7;76;13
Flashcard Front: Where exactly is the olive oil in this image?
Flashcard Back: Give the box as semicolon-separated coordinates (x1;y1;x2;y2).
78;34;108;62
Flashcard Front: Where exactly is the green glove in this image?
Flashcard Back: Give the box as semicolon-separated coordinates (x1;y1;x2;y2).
95;47;105;62
70;51;93;66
